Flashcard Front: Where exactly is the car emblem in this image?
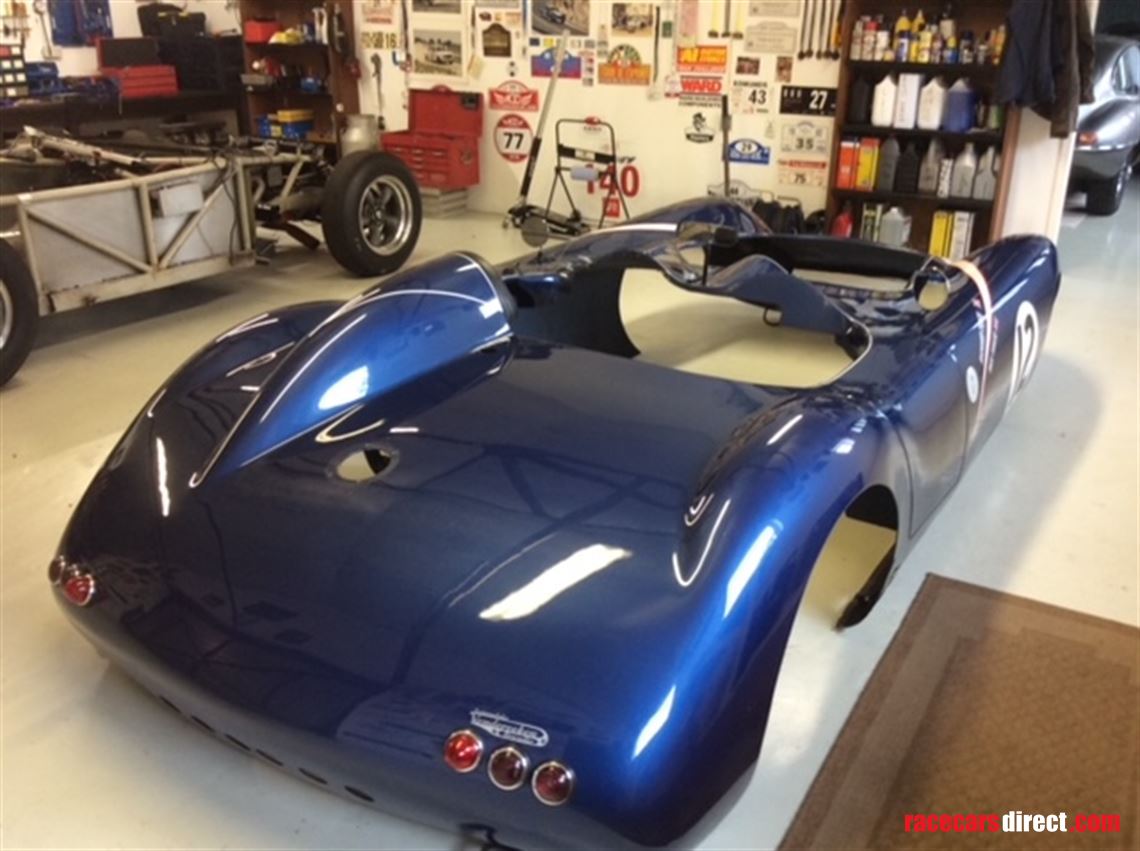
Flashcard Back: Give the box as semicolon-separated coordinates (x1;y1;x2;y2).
469;709;549;748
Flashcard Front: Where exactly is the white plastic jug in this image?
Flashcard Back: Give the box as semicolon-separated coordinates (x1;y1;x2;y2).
871;75;899;128
917;77;948;130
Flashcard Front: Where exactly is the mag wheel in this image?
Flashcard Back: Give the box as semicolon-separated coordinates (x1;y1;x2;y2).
1086;162;1130;216
0;239;38;387
321;151;422;277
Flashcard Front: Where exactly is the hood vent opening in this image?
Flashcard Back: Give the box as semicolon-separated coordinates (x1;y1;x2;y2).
336;447;395;482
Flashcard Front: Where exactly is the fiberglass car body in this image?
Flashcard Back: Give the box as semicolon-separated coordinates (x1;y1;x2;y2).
51;198;1060;849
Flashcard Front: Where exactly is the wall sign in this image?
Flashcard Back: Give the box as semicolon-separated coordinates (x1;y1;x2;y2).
780;86;838;116
744;22;797;54
531;47;583;78
488;80;539;111
677;75;723;107
727;139;771;165
778;158;829;186
676;45;728;74
731;80;770;114
481;24;512;58
735;56;761;75
684;113;716;143
748;0;801;16
494;114;533;163
598;44;651;85
780;120;831;154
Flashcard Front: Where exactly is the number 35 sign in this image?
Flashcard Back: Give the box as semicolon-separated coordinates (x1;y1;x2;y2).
494;114;533;163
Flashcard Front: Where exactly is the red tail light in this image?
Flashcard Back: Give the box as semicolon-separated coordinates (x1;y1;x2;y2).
443;730;483;773
532;761;574;806
62;572;97;607
488;746;529;791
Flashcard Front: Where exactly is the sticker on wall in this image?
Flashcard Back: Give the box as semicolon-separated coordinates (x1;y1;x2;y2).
684;112;716;143
747;0;801;17
362;0;396;25
598;44;651;85
778;158;829;186
532;0;590;36
488;80;539;110
677;75;723;107
727;139;771;165
744;22;797;54
482;23;512;57
676;0;701;44
776;56;794;83
413;0;460;11
414;30;464;76
780;86;837;116
362;31;401;50
780;119;831;155
531;47;583;78
494;114;534;162
612;3;654;37
735;56;760;76
676;44;728;74
731;80;770;114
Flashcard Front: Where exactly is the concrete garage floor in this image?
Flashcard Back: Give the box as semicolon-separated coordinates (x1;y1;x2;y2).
2;185;1138;849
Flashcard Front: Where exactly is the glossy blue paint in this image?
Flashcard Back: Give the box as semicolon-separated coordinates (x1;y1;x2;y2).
53;198;1060;849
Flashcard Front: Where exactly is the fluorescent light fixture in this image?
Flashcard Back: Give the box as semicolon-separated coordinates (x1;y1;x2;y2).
766;413;804;446
724;525;778;617
155;437;171;518
318;365;370;411
633;685;677;758
479;544;632;622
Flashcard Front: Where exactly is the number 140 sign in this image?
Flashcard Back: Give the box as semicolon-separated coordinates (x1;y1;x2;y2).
494;114;533;163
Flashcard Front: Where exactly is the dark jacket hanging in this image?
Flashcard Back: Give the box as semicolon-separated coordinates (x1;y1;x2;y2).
997;0;1095;138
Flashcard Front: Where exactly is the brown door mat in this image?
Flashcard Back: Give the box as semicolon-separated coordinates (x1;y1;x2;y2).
781;574;1139;850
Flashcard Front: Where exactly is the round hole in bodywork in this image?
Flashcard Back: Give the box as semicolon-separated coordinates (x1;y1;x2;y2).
335;447;396;482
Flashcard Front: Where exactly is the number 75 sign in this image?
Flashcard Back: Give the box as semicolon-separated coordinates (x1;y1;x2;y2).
494;114;534;163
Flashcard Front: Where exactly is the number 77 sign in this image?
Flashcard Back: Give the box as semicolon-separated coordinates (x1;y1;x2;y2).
494;114;534;163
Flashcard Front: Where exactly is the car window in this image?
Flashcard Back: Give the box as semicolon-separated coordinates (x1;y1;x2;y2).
1123;47;1140;92
1115;47;1140;93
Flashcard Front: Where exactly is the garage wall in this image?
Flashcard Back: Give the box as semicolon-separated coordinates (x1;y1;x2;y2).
354;1;842;221
19;1;241;78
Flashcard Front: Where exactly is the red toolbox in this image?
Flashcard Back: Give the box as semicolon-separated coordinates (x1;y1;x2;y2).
97;37;179;98
101;66;179;99
382;88;483;191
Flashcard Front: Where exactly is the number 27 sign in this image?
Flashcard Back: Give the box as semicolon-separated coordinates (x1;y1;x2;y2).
494;114;533;163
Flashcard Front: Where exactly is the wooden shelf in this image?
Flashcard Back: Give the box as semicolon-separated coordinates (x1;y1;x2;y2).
827;0;1018;250
848;60;1000;81
840;125;1004;145
834;188;994;211
237;0;359;158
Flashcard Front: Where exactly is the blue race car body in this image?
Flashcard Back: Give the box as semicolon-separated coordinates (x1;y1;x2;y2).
51;198;1060;849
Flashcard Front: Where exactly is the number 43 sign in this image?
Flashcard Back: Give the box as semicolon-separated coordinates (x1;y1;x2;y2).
494;114;533;163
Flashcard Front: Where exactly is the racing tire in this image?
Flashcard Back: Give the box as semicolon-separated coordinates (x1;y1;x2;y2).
1086;163;1130;216
0;239;39;387
321;151;422;277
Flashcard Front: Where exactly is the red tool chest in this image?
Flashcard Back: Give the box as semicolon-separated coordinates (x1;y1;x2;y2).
382;88;483;191
96;37;179;98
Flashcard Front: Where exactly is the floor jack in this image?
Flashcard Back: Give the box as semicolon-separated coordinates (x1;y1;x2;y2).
503;33;589;237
